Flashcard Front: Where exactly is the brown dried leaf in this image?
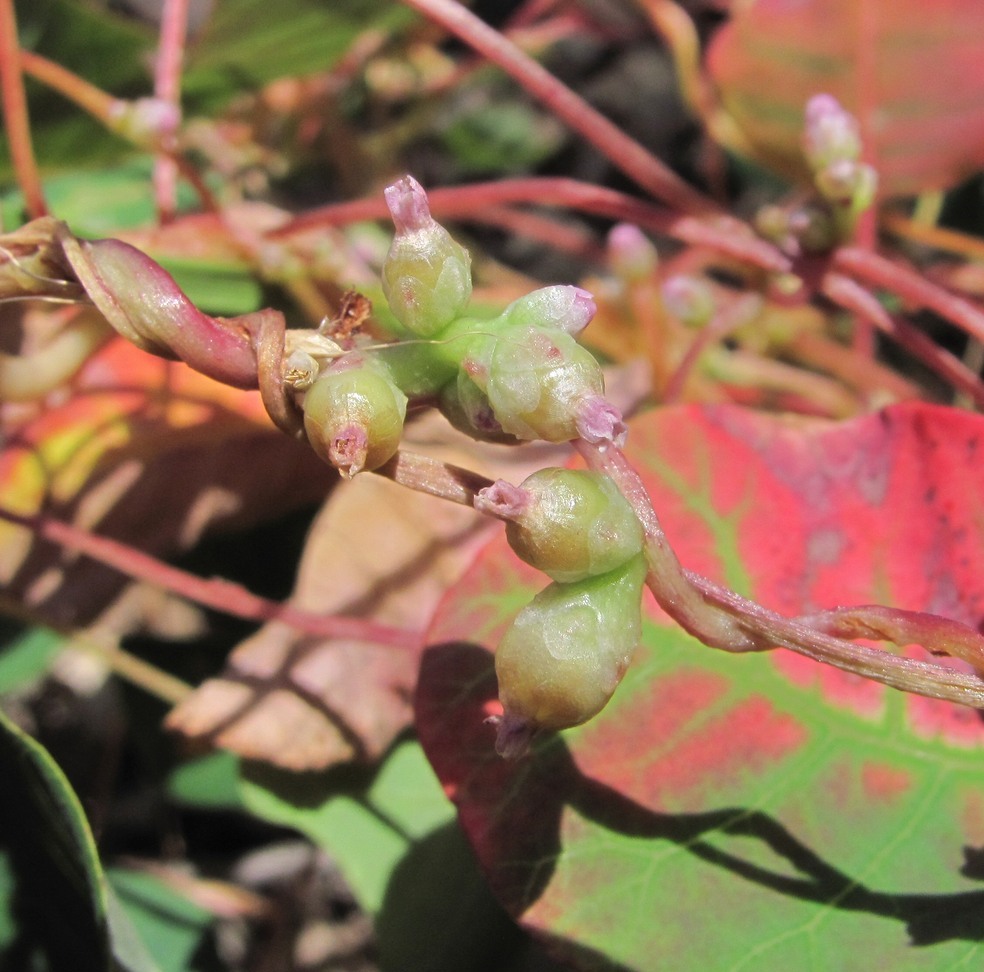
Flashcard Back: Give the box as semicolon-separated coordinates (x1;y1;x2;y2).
167;411;566;769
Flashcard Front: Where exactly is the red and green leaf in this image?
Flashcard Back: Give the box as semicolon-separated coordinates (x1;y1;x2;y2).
707;0;984;196
417;401;984;970
0;336;330;629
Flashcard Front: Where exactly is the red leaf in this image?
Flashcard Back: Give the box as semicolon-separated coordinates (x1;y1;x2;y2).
707;0;984;195
418;401;984;969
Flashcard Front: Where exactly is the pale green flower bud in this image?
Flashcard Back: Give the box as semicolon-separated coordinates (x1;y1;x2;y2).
496;468;643;582
500;285;597;337
493;553;647;756
381;175;472;336
483;325;607;442
302;357;407;476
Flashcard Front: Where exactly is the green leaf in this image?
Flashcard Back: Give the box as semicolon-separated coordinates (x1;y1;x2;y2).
168;750;244;811
240;739;454;912
107;870;213;972
419;402;984;970
0;704;110;971
0;625;63;695
441;98;564;176
238;739;530;971
183;0;413;106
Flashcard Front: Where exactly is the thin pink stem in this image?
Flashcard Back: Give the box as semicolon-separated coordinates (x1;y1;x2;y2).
834;246;984;345
376;449;495;506
273;177;789;273
153;0;190;222
398;0;718;215
0;0;46;218
823;271;984;408
0;507;422;650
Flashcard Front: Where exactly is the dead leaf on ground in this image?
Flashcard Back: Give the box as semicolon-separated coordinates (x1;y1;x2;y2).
166;409;569;770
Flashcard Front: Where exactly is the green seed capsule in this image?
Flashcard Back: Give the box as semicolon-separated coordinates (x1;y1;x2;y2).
381;175;472;337
505;469;643;582
494;553;646;753
439;372;520;444
483;325;605;442
302;360;407;476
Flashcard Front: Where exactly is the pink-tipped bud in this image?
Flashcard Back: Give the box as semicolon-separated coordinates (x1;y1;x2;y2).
661;275;715;328
384;174;432;234
490;711;538;759
608;224;658;281
109;97;181;148
474;480;532;521
803;94;861;171
381;175;472;337
327;424;370;479
501;285;597;337
302;358;407;475
575;395;626;447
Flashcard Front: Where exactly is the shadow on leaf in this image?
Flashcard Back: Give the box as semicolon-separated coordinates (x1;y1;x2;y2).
417;641;984;966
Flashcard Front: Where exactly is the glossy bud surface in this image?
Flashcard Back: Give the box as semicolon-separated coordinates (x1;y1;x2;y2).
485;325;605;442
494;553;646;743
302;360;407;476
505;468;643;582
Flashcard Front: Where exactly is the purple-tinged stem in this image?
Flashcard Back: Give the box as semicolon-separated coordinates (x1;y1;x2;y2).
663;292;762;404
692;574;984;707
823;271;984;408
577;438;984;710
0;506;422;650
574;438;757;651
398;0;718;216
272;177;789;273
153;0;190;222
376;450;495;506
835;246;984;345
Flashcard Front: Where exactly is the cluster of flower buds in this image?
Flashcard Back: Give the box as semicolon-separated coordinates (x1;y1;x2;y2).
802;94;878;217
379;176;625;447
290;175;627;479
476;469;647;757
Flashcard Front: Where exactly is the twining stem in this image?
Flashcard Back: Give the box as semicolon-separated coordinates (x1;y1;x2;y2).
573;438;758;651
0;507;422;651
399;0;718;215
0;0;46;218
273;176;790;273
575;438;984;710
153;0;190;222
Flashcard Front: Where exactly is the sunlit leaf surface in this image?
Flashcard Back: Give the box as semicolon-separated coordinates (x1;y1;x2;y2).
418;402;984;970
707;0;984;195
